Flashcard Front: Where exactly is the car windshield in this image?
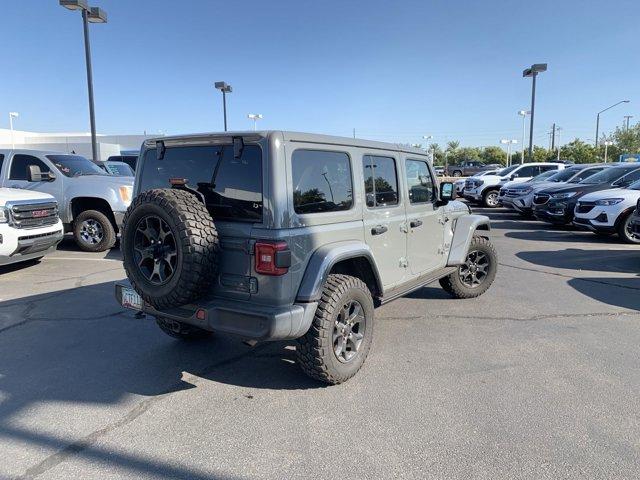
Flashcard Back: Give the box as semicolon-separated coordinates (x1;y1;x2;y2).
46;154;107;177
546;168;580;183
579;166;639;184
499;165;519;177
104;161;134;176
530;170;558;182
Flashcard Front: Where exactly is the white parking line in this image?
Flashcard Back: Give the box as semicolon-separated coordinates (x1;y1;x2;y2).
46;257;121;262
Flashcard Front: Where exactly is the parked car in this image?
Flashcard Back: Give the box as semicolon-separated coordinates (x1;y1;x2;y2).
107;154;138;172
0;186;63;266
533;164;640;225
464;162;565;208
447;160;495;177
455;169;499;197
434;166;445;176
499;164;609;216
115;131;497;384
0;149;134;252
573;179;640;243
97;160;135;177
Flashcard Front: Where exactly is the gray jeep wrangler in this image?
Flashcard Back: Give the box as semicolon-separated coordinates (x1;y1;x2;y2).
115;131;497;384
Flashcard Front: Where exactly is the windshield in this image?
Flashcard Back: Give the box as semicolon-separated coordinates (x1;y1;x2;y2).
499;165;519;177
104;162;134;177
579;166;639;184
530;170;558;182
546;168;579;183
46;154;107;177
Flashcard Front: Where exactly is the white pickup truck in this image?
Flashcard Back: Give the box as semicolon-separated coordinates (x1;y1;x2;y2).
0;188;63;266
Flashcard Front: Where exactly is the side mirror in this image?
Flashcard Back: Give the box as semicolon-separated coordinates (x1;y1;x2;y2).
436;182;454;206
28;165;43;182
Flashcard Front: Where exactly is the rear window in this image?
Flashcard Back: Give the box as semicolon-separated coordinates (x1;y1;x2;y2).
139;145;263;223
292;150;353;214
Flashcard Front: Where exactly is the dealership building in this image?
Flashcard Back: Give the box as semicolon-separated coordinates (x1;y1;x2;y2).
0;128;153;160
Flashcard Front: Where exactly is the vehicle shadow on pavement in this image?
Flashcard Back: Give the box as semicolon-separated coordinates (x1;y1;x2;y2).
505;230;617;244
56;236;123;260
567;277;640;311
516;248;640;274
405;286;452;300
0;280;323;477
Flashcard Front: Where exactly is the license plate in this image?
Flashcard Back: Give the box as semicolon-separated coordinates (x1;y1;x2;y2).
121;287;142;310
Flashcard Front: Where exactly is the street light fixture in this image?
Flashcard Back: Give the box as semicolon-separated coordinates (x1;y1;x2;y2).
517;110;530;163
8;112;19;150
215;81;233;131
59;0;107;162
595;100;630;147
500;139;518;166
522;63;547;158
247;113;263;131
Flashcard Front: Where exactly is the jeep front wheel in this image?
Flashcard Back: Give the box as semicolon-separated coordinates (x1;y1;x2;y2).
296;274;374;384
73;209;116;252
440;236;497;299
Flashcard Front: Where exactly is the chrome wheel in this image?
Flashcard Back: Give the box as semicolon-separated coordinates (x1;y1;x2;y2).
80;219;104;245
133;215;178;285
459;250;490;288
625;217;640;243
333;299;366;363
485;191;499;207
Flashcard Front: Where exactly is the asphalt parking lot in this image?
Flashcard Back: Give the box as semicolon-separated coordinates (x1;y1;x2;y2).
1;208;639;480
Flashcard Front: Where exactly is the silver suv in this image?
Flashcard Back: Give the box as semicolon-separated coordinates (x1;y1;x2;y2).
115;132;497;384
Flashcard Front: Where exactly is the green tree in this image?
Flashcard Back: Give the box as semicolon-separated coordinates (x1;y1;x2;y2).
558;139;598;163
480;146;507;166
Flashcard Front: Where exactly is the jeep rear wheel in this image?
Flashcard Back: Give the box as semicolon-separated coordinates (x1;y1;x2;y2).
483;189;500;208
296;274;374;385
440;236;497;299
73;209;116;252
122;188;220;310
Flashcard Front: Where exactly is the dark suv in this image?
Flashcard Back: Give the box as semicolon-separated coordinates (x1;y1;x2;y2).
533;164;640;225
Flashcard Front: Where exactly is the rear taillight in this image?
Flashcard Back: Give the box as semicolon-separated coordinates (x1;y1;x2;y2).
254;241;290;276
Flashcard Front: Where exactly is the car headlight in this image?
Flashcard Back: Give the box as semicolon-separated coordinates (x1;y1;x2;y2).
595;198;624;206
0;207;7;223
551;191;577;199
517;187;533;195
474;180;484;187
119;186;133;204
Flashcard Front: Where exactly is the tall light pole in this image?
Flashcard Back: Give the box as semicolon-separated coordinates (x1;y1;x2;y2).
603;140;613;163
522;63;547;158
60;1;107;161
500;139;518;166
623;115;633;130
517;110;530;163
214;81;232;131
247;113;263;131
595;100;629;147
8;112;19;150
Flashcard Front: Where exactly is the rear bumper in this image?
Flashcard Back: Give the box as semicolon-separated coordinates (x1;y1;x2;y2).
115;282;317;341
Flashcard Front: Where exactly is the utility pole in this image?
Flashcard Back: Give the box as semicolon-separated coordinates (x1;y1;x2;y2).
353;128;356;139
624;115;633;130
551;123;556;151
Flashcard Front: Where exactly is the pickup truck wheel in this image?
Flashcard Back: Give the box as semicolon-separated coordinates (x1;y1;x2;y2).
73;210;116;252
122;188;219;310
482;189;500;208
439;236;497;299
617;213;640;244
452;170;462;177
296;274;374;385
155;316;212;340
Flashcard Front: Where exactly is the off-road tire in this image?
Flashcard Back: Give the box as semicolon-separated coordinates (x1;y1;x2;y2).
296;274;374;385
122;188;219;310
482;189;500;208
155;316;212;340
617;212;640;244
452;170;463;177
73;209;116;252
440;236;497;299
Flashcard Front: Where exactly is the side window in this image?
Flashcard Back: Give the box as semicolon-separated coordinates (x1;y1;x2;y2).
574;168;602;182
618;169;640;186
515;165;536;177
292;150;353;214
363;155;399;208
9;154;50;181
540;165;557;173
405;159;435;204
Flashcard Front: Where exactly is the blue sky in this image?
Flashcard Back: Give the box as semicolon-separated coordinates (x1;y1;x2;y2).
0;0;638;148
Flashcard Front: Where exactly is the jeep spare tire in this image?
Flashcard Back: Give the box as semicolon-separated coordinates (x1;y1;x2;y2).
122;188;219;310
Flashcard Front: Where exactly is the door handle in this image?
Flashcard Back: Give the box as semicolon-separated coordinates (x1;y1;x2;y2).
371;225;388;235
410;220;423;228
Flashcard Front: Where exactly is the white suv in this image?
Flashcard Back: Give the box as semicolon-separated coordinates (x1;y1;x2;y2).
464;162;564;208
0;188;64;266
573;179;640;243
